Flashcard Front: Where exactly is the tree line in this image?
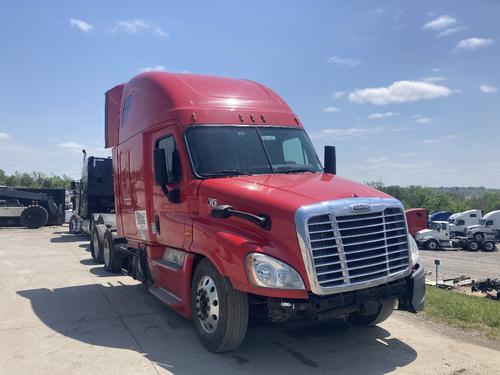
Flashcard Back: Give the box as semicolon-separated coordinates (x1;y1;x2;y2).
1;169;499;214
368;182;500;214
0;170;72;190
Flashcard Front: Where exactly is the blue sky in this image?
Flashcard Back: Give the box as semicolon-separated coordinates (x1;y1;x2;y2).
1;1;499;187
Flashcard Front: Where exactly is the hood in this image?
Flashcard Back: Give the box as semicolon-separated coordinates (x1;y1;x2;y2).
199;173;392;214
466;224;482;231
416;229;434;238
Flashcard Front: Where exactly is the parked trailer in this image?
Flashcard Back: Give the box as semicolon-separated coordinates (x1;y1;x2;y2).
68;153;116;263
100;72;424;352
0;186;63;228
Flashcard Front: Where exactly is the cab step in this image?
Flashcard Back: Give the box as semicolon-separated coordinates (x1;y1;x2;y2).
148;285;181;306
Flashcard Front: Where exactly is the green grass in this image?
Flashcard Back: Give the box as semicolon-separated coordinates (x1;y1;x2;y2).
424;285;500;338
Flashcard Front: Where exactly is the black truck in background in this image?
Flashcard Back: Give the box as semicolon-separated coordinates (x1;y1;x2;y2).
68;153;116;262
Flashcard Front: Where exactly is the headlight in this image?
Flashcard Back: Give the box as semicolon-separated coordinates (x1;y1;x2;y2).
408;234;420;267
245;253;305;290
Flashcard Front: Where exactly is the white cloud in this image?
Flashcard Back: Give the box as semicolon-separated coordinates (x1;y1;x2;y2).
315;127;385;140
332;91;346;99
112;19;169;38
400;151;417;158
58;142;84;153
367;112;398;119
437;26;465;37
348;80;453;105
312;126;410;141
420;139;443;144
422;15;457;31
70;18;93;33
422;76;447;83
479;84;497;94
139;65;167;73
413;115;432;124
456;38;493;50
323;106;340;113
0;132;11;140
326;56;360;67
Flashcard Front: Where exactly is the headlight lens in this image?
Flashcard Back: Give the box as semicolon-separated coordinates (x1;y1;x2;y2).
408;234;420;267
246;253;305;290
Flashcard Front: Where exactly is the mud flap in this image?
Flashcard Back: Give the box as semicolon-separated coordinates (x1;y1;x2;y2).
398;266;425;313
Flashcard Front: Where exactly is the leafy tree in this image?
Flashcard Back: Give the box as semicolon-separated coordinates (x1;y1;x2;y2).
368;182;500;214
0;169;71;189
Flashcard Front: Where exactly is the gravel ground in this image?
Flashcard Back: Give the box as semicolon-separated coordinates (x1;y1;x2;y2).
419;246;500;282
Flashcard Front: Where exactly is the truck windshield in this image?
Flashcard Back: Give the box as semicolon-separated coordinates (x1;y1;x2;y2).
185;126;322;177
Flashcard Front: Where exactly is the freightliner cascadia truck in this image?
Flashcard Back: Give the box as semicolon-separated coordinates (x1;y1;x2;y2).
102;72;424;352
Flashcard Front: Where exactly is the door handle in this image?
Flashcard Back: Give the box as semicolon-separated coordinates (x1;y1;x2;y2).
155;214;161;235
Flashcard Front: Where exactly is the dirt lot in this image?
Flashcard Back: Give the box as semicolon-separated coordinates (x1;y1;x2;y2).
419;246;500;282
1;226;500;375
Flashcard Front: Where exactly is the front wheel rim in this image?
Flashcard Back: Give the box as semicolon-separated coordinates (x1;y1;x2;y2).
195;276;220;334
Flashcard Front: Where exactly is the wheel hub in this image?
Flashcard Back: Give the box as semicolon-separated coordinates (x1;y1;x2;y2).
195;276;219;333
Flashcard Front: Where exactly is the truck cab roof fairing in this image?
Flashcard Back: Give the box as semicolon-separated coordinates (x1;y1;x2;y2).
105;72;301;148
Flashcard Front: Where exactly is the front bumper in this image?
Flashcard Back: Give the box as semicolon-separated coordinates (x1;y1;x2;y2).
266;266;425;319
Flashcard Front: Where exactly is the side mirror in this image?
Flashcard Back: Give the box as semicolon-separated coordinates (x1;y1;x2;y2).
153;148;168;186
324;146;336;174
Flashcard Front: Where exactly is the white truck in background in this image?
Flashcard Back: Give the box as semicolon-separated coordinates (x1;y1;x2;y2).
415;221;451;250
447;209;482;237
466;210;500;241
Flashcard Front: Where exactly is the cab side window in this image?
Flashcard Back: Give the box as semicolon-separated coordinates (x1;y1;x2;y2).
486;220;494;227
157;135;181;183
457;219;465;226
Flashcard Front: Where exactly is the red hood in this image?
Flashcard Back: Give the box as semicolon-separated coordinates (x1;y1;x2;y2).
200;173;391;214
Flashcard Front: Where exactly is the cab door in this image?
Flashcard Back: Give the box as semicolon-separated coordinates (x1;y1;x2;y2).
150;126;187;249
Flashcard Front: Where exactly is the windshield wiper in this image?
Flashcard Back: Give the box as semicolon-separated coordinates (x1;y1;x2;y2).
200;170;251;178
275;168;317;174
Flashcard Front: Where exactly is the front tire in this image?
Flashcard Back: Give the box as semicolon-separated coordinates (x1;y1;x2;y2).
90;224;106;263
68;215;79;234
103;230;122;273
191;259;249;352
473;232;484;242
348;299;397;326
426;239;439;250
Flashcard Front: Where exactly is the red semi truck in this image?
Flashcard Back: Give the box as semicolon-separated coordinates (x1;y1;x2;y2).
101;72;424;352
405;208;428;237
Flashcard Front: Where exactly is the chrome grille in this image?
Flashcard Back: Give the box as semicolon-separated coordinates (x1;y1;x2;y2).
307;208;409;288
